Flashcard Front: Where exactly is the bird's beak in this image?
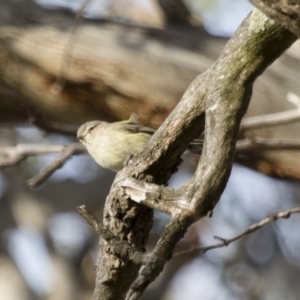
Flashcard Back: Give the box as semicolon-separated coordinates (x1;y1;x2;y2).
77;131;84;142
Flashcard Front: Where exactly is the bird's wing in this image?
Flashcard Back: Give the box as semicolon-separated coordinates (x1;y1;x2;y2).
116;113;156;135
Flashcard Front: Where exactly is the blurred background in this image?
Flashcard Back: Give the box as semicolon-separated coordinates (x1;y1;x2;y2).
1;0;300;299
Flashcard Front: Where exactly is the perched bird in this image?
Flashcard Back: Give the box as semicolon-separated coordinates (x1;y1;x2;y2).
77;113;155;172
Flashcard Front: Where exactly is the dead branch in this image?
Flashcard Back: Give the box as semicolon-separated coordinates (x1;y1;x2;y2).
122;178;182;215
0;143;85;169
26;143;85;189
174;206;300;257
77;205;145;265
240;106;300;132
236;137;300;153
53;0;92;94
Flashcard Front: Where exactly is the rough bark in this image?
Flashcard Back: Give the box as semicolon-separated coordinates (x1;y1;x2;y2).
1;1;300;299
251;0;300;37
94;9;297;300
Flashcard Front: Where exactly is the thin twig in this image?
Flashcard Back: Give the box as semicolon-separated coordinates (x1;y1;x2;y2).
236;137;300;153
77;205;145;265
240;92;300;132
4;135;300;190
173;206;300;257
52;0;92;94
26;143;85;189
286;92;300;107
30;118;78;136
0;143;85;169
77;205;114;237
240;108;300;132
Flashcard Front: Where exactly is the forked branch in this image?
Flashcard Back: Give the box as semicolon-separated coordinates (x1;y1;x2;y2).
113;9;297;300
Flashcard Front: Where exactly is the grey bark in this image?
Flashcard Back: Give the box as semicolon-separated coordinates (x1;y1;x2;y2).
94;9;297;300
0;1;300;298
251;0;300;37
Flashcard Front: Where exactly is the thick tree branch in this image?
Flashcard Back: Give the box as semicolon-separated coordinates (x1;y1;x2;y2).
125;216;193;300
102;9;297;300
251;0;300;37
4;3;296;298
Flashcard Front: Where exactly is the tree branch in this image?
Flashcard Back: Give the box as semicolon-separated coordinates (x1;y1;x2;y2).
77;205;145;265
236;137;300;153
241;107;300;132
125;216;193;300
122;178;184;215
53;0;92;94
251;0;300;37
0;143;85;170
157;0;197;27
26;143;85;189
4;3;296;298
105;9;297;300
173;205;300;257
3;89;300;192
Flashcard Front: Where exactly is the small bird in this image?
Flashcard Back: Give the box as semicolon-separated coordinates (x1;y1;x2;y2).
77;113;155;172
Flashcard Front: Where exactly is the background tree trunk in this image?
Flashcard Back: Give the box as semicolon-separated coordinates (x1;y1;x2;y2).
1;1;300;178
